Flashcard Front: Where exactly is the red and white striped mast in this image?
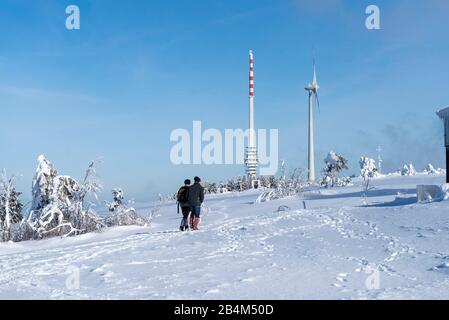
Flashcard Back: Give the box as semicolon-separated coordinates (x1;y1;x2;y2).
245;50;258;185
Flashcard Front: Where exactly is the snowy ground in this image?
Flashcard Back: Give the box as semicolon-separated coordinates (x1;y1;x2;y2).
1;173;449;300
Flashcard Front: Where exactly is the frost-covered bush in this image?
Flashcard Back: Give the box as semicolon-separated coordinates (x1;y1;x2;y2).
217;182;228;193
256;162;304;203
236;176;250;192
208;182;218;194
423;164;444;175
27;155;104;239
203;181;226;194
259;176;269;188
108;188;124;212
424;164;436;174
226;179;237;192
105;188;148;227
205;181;231;194
320;151;350;188
401;163;416;176
321;175;351;189
268;175;279;189
0;171;23;242
360;157;378;197
194;175;279;194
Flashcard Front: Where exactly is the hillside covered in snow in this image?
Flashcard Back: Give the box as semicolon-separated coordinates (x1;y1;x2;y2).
1;173;449;300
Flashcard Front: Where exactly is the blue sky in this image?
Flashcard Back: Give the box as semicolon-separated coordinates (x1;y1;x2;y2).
1;0;449;201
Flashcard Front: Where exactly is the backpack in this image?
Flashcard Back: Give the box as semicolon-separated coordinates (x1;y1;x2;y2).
177;186;189;203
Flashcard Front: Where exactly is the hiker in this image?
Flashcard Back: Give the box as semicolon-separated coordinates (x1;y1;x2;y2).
177;179;191;231
188;176;205;230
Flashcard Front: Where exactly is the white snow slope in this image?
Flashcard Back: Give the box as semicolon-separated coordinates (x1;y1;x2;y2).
1;174;449;300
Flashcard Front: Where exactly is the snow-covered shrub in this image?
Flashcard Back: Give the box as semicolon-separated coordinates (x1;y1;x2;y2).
203;175;278;194
27;155;104;239
401;163;416;176
424;164;437;174
0;171;23;242
340;176;353;186
320;151;350;188
13;221;34;243
416;184;449;203
440;184;449;201
217;182;228;193
209;182;218;194
256;162;304;203
259;176;270;189
105;188;148;227
268;175;279;189
360;157;378;197
145;194;165;223
423;164;444;175
236;176;250;192
226;179;237;192
203;181;219;194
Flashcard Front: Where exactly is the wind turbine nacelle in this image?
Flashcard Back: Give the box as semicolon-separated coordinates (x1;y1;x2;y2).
305;85;319;92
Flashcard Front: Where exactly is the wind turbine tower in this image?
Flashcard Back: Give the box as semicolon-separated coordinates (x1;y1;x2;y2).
245;50;258;186
305;61;320;183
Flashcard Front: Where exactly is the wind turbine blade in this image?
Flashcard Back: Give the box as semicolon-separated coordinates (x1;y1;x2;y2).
314;92;320;113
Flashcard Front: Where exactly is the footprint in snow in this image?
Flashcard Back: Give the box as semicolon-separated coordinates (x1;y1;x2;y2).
333;273;348;288
205;289;220;294
92;263;112;273
240;277;256;283
385;251;399;262
336;277;347;283
430;262;449;273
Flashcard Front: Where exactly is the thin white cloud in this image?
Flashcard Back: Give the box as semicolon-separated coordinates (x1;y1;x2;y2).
0;84;102;104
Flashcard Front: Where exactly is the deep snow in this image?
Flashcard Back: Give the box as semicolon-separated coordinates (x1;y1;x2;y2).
1;173;449;300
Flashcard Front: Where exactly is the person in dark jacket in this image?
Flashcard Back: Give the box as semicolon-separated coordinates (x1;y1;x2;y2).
188;176;205;230
177;179;191;231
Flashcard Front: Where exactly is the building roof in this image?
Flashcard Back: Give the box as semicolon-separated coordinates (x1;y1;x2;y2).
437;107;449;119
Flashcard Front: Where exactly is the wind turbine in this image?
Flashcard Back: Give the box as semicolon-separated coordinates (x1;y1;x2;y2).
305;60;320;182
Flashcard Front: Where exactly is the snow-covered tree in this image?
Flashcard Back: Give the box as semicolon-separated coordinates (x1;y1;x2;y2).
108;188;124;212
218;182;228;193
105;188;148;227
226;179;236;192
208;182;218;194
423;164;442;175
275;161;292;198
28;155;58;223
401;163;416;176
359;157;378;197
424;164;436;174
203;181;219;194
320;151;349;188
236;176;249;192
27;155;104;239
259;176;270;188
203;181;210;194
0;170;23;242
279;162;303;197
268;175;279;189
